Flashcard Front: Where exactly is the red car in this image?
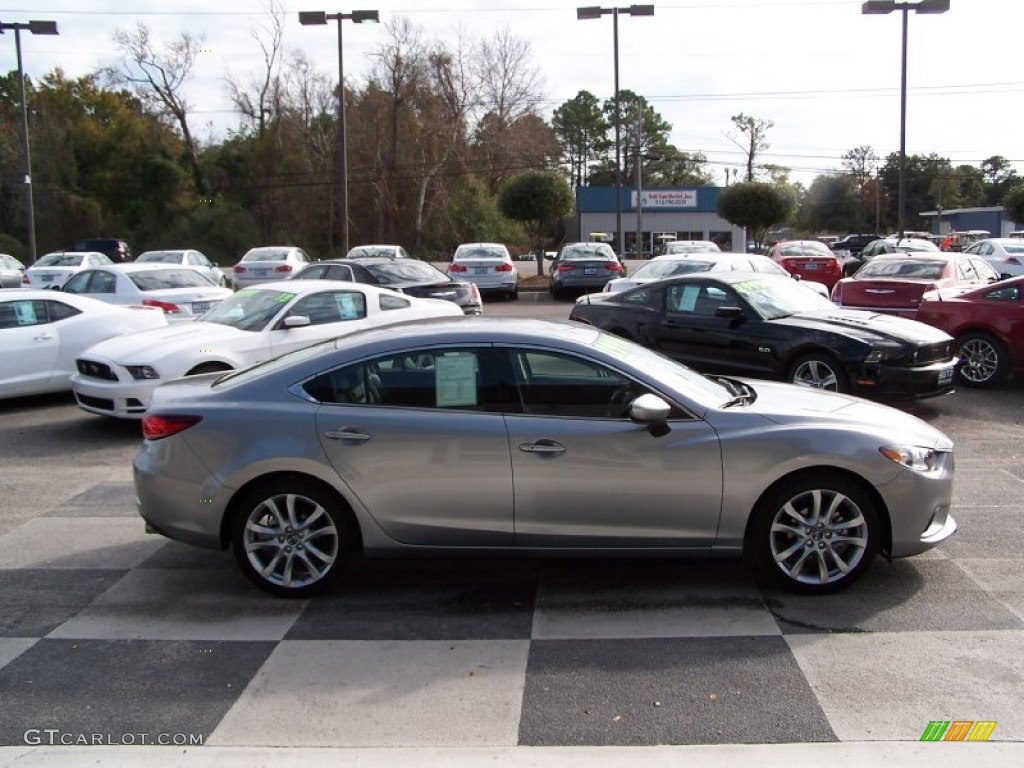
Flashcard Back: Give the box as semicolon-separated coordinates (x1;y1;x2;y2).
766;240;843;290
916;277;1024;387
831;253;1000;319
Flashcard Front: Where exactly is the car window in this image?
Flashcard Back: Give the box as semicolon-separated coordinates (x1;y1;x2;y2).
128;269;214;290
138;252;182;264
89;271;117;293
88;254;114;266
510;349;650;419
45;300;81;322
666;284;731;316
242;249;290;262
958;259;980;282
982;284;1021;301
0;300;49;329
326;265;356;281
204;289;296;331
285;290;366;326
36;253;85;267
561;246;616;261
379;294;411;311
456;247;507;260
366;261;444;283
856;259;947;280
633;261;714;280
968;258;998;281
618;287;657;306
61;272;92;293
306;349;498;411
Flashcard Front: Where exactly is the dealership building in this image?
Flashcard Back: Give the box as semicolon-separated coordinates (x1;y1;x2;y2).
572;186;746;255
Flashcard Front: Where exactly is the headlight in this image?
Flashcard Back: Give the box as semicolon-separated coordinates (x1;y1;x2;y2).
879;445;940;471
126;365;160;380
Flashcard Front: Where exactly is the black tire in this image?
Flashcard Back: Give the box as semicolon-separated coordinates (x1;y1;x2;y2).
956;331;1010;388
787;352;850;393
551;286;564;301
230;479;357;597
508;287;519;301
187;362;233;376
748;473;880;594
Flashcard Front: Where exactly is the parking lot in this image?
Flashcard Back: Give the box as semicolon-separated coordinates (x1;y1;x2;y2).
0;291;1022;765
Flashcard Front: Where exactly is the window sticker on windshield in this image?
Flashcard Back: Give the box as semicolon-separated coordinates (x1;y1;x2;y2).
14;301;39;326
335;294;361;319
236;289;259;298
435;352;478;407
274;293;294;303
671;285;700;312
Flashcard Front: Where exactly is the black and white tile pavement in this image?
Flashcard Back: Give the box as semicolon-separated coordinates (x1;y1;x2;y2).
0;477;1022;753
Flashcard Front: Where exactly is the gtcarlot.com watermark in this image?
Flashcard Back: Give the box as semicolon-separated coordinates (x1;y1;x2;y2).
23;729;204;746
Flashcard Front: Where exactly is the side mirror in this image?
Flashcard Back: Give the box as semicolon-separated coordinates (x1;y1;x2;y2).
283;315;311;328
629;393;672;437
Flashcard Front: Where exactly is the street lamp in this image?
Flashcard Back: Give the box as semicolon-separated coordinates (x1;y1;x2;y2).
299;9;379;256
0;19;59;264
576;5;653;257
861;0;949;239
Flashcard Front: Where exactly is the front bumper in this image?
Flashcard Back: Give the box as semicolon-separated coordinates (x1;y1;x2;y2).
851;358;957;400
71;371;160;419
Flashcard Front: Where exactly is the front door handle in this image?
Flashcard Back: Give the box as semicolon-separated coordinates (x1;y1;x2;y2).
33;332;55;341
324;427;371;441
518;440;566;454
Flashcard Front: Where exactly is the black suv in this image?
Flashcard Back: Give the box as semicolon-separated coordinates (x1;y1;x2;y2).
72;238;133;263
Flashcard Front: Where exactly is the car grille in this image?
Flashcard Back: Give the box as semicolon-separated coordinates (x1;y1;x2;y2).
915;341;955;365
75;393;115;412
76;359;118;381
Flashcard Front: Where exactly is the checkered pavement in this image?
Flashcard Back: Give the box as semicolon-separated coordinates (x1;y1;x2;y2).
0;464;1022;751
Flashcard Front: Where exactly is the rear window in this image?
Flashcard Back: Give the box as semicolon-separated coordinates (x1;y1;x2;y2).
128;269;216;290
561;246;617;261
35;253;85;267
366;261;446;284
856;259;947;280
456;247;508;260
136;252;184;264
779;244;833;258
632;260;715;279
242;249;290;262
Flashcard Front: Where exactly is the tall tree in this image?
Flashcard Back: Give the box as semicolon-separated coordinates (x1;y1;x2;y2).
498;170;574;275
104;23;206;194
730;113;773;182
716;181;793;246
551;90;607;188
225;0;285;138
1003;185;1024;224
842;145;880;227
980;155;1020;206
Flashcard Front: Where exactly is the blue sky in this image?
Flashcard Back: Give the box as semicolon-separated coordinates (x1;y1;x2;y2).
3;0;1021;186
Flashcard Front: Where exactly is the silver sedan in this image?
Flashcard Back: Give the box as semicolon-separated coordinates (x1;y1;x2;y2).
134;317;957;598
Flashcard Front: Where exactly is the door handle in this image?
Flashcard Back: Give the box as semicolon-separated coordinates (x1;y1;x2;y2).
518;440;566;454
324;428;371;441
33;333;55;341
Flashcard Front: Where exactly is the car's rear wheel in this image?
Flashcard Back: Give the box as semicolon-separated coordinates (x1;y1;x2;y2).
231;479;357;597
788;352;849;393
749;473;880;594
956;331;1009;387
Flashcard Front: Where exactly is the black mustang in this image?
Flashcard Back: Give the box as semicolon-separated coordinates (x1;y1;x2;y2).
568;273;957;400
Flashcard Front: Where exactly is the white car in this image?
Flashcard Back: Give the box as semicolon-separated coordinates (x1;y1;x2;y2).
345;244;412;260
59;264;233;321
231;246;313;289
135;249;227;286
21;251;113;289
448;243;518;300
70;280;464;418
963;238;1024;278
597;253;831;298
0;290;168;400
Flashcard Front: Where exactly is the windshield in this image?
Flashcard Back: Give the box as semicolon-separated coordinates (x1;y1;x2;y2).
856;259;947;280
632;260;716;280
36;253;84;267
365;261;447;284
136;251;185;264
201;288;294;331
128;269;216;290
731;277;835;320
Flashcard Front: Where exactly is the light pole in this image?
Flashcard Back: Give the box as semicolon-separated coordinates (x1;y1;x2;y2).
299;9;379;256
862;0;949;240
1;19;59;264
576;5;653;258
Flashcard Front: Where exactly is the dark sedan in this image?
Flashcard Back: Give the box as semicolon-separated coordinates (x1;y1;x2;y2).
293;258;482;315
569;273;957;400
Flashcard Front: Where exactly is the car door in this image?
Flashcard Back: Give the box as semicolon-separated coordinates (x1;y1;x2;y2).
0;298;61;396
648;281;778;377
266;289;370;357
502;347;722;547
311;347;514;545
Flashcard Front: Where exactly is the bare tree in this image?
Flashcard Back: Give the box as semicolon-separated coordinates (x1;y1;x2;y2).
730;113;774;182
225;0;285;138
105;23;206;193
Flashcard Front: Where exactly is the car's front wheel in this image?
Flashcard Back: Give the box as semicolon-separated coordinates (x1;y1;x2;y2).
749;473;880;594
230;479;357;597
788;352;849;393
956;331;1009;387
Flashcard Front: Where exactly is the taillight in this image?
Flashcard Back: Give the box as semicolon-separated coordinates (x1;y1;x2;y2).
468;283;481;302
604;262;622;273
831;283;843;303
142;413;202;440
233;265;247;273
557;263;575;272
1005;257;1022;266
142;298;182;314
22;274;29;284
449;263;467;273
274;264;293;273
495;263;513;272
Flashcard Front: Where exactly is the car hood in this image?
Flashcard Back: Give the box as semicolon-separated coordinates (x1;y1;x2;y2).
731;379;951;449
80;321;251;362
777;308;951;345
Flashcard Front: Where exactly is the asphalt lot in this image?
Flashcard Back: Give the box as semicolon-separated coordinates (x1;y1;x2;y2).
0;290;1022;765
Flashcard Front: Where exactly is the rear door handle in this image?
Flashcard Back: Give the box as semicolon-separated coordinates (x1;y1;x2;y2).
324;428;371;441
518;440;566;454
33;333;55;341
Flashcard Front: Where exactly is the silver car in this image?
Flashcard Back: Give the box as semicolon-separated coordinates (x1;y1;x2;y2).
134;318;957;598
0;253;25;288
